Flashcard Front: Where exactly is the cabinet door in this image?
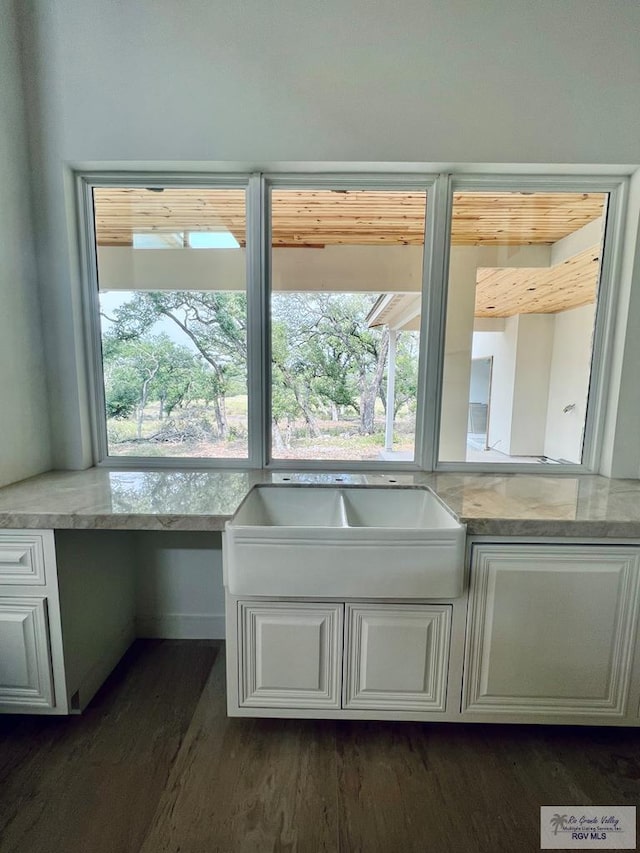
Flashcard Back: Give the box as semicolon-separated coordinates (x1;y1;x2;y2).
238;601;342;709
0;597;54;709
463;545;640;717
344;604;451;712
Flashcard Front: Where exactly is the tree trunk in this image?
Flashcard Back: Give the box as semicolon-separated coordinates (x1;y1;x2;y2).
213;395;228;440
272;420;286;452
330;402;339;422
293;389;320;438
301;404;320;438
360;392;376;435
158;396;164;421
137;378;151;439
359;332;389;435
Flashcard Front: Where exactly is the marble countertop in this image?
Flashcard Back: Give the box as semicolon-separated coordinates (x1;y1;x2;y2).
0;468;640;538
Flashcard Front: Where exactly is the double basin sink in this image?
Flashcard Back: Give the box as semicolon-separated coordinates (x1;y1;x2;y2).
224;485;466;598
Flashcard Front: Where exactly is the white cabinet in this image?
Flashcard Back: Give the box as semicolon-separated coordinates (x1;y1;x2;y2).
344;604;451;712
0;529;136;715
238;602;343;709
0;531;64;714
232;598;454;716
0;597;54;708
463;544;640;719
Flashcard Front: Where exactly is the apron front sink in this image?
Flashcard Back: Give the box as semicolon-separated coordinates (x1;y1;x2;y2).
224;485;466;598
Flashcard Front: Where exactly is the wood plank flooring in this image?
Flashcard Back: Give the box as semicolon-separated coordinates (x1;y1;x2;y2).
2;640;640;853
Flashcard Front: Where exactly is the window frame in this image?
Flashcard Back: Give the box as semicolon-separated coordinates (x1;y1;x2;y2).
78;172;261;469
76;170;628;473
429;173;628;474
262;172;439;471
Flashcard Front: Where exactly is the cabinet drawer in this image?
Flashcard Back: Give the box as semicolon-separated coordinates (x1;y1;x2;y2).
0;534;47;585
238;601;343;709
0;597;54;709
344;604;451;712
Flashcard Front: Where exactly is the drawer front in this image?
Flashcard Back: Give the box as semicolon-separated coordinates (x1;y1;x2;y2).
0;534;47;585
0;597;54;709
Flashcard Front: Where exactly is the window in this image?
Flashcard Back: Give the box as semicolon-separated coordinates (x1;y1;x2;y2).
269;187;426;463
437;187;608;466
92;185;249;460
81;173;624;471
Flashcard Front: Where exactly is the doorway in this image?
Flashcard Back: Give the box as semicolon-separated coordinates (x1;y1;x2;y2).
468;357;492;451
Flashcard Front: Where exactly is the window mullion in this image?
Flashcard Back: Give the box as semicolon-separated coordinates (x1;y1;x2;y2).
246;173;267;468
419;173;452;472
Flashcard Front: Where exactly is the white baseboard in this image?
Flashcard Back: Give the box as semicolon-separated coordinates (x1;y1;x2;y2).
136;612;226;639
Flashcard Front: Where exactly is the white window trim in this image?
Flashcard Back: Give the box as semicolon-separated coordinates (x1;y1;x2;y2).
262;173;438;471
75;170;629;473
77;172;260;470
431;173;628;474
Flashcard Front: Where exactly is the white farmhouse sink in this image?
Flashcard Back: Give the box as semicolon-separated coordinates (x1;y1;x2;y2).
223;486;466;598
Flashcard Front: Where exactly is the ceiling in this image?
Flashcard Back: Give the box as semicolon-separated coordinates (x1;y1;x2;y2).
93;188;605;248
93;187;605;318
449;192;604;246
368;243;602;328
475;246;601;317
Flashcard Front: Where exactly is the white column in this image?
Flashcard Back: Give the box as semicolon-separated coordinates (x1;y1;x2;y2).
385;329;397;451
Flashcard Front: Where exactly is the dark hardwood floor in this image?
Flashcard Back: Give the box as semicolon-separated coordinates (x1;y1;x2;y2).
1;640;639;853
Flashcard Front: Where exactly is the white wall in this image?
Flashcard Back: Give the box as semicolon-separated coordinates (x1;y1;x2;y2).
134;532;225;639
472;315;555;457
510;315;555;456
17;0;640;469
473;310;595;461
439;249;478;460
469;359;491;406
440;246;552;460
26;0;640;165
0;0;51;487
544;304;596;463
98;245;425;293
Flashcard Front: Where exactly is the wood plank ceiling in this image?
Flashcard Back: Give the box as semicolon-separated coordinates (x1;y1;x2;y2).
475;246;601;317
93;188;605;248
92;188;606;316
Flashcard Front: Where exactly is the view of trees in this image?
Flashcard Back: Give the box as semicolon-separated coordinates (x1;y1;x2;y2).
101;290;419;459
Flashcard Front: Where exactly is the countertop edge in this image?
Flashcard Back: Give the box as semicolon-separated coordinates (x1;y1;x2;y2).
0;513;230;532
461;518;640;539
2;511;640;539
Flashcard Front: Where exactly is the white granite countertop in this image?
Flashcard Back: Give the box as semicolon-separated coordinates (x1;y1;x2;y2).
0;468;640;538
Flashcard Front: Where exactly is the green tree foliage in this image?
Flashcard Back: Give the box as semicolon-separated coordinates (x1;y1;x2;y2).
102;288;419;452
271;293;391;436
103;332;205;438
385;332;420;417
103;291;247;439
